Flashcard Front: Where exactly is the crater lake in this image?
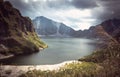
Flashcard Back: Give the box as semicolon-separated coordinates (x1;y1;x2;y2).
1;38;97;65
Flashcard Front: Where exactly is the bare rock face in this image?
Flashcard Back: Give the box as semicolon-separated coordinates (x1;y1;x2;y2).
79;18;120;45
33;16;76;37
0;0;47;57
100;18;120;43
33;15;120;42
90;19;120;43
33;16;58;35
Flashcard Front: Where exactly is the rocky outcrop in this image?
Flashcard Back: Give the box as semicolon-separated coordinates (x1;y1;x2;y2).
33;16;58;35
33;15;120;44
58;23;75;36
0;0;47;57
100;18;120;43
33;16;76;37
75;18;120;44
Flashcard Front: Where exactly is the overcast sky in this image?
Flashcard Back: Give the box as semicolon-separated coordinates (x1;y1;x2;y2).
5;0;120;30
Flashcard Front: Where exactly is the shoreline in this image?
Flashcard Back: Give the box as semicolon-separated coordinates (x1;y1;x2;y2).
0;54;14;60
0;60;81;77
0;48;44;60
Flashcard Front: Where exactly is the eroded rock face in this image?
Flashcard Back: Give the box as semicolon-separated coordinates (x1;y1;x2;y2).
33;16;58;35
0;0;47;56
100;19;120;43
89;19;120;43
76;19;120;45
33;15;120;42
33;16;76;37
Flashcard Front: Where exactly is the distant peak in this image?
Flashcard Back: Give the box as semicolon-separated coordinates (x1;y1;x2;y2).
35;16;48;20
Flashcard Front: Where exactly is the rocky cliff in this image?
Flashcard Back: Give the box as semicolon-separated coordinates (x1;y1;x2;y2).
33;16;75;37
33;16;120;44
100;18;120;43
76;18;120;44
33;15;120;43
33;16;58;35
0;0;47;58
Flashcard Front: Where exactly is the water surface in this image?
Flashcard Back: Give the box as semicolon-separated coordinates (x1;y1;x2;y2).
1;38;97;65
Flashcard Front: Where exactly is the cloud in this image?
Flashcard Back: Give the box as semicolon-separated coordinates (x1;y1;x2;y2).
94;0;120;20
70;0;98;9
5;0;120;30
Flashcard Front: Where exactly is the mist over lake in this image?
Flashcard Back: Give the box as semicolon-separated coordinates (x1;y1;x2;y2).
1;38;97;65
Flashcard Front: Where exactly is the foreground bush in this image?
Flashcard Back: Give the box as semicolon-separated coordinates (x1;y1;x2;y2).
19;62;102;77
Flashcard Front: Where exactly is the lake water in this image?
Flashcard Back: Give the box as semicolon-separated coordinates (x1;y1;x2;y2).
1;38;97;65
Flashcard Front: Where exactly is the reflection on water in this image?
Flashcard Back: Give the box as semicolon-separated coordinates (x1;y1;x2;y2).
1;38;97;65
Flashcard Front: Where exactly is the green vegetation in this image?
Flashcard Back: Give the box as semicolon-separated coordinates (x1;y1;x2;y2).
19;44;120;77
0;0;48;56
25;32;48;49
19;62;102;77
79;44;120;63
3;32;47;55
79;44;120;77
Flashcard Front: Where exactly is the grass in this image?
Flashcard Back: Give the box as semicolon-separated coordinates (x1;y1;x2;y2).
79;44;120;77
79;44;120;63
24;32;48;49
19;62;102;77
1;14;47;55
1;31;48;55
18;44;120;77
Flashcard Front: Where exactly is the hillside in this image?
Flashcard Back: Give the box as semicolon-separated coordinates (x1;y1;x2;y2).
74;19;120;46
100;18;120;43
16;19;120;77
33;16;75;37
0;0;47;59
33;16;120;44
78;19;120;77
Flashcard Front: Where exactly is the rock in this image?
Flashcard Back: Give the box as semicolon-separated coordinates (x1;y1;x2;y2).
33;16;76;37
75;18;120;45
33;16;120;42
0;0;47;57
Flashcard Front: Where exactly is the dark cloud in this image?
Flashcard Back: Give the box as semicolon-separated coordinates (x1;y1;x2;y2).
95;0;120;21
45;0;98;9
4;0;120;30
70;0;98;9
5;0;40;17
4;0;31;15
12;0;97;9
6;0;120;19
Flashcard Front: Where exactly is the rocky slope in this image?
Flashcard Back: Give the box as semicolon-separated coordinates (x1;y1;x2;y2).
100;18;120;43
0;0;47;59
33;16;75;37
33;16;120;43
78;19;120;42
78;20;120;77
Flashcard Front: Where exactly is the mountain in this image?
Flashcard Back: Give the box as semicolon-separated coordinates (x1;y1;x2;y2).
100;18;120;43
0;0;47;59
33;16;58;35
76;18;120;44
33;16;75;37
33;15;120;44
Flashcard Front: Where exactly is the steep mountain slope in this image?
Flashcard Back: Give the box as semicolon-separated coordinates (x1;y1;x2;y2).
33;16;58;35
100;18;120;43
0;0;47;58
75;19;120;44
33;16;120;42
78;19;120;77
33;16;75;37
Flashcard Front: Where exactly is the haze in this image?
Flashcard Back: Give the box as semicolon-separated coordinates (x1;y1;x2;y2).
5;0;120;30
